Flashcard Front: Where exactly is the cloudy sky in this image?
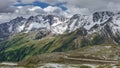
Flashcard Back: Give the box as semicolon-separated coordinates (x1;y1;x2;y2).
0;0;120;23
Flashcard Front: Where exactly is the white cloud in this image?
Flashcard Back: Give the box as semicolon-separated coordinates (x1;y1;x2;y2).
0;0;120;14
15;6;45;17
44;6;70;17
39;0;120;14
44;6;61;13
107;2;120;12
0;13;18;23
0;5;69;23
28;6;42;11
65;5;90;15
0;0;120;24
0;6;45;23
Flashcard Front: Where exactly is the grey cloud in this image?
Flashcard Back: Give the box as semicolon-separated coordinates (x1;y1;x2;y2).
1;0;120;23
0;0;36;13
21;0;35;4
39;0;120;13
39;0;63;5
0;0;16;13
0;0;120;13
15;6;45;16
43;6;69;17
0;5;69;23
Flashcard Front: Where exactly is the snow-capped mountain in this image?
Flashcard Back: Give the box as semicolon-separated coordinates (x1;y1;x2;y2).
0;11;120;43
0;14;68;41
23;15;68;34
67;11;120;35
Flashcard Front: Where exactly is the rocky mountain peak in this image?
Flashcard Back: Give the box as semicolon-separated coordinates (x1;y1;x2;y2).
93;11;114;22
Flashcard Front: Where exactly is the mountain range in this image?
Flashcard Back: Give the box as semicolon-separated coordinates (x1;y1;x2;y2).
0;11;120;63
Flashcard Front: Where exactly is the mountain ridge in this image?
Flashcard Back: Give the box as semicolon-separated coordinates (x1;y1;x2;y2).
0;11;120;62
0;11;120;44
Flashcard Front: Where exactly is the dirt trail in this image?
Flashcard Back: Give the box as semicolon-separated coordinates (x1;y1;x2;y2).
63;56;118;64
0;62;17;65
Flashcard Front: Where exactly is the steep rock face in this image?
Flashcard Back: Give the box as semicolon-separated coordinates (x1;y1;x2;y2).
0;17;26;41
93;11;114;22
0;23;10;41
66;14;90;32
89;12;120;44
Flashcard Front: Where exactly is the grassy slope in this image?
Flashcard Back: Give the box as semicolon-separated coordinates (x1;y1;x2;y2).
19;44;120;66
0;32;52;61
0;29;118;62
0;30;82;62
